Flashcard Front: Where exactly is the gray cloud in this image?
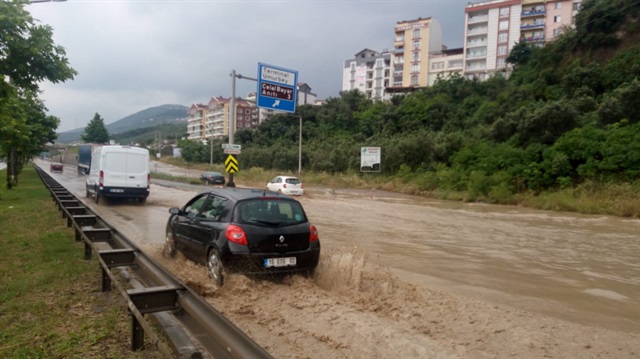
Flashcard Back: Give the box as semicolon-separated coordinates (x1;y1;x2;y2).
28;0;468;132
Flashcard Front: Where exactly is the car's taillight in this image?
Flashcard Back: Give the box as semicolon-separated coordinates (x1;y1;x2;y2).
309;224;319;242
99;170;104;188
226;224;247;245
147;173;150;189
301;183;304;188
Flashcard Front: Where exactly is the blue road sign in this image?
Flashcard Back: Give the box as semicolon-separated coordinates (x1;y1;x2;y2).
257;63;298;113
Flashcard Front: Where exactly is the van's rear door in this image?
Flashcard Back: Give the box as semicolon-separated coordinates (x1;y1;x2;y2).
124;151;148;188
103;148;148;189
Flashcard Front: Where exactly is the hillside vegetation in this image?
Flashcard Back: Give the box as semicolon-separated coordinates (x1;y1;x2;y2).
55;104;188;144
178;0;639;216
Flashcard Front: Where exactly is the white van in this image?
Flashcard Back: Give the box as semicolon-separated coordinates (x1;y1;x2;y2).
86;145;150;204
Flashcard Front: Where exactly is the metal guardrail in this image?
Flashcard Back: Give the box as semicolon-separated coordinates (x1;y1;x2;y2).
34;165;273;359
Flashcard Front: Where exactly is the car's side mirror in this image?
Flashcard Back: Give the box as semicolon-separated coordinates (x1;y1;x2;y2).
169;207;181;215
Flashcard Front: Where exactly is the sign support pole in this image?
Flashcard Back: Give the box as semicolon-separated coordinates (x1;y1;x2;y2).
298;116;302;174
227;70;237;187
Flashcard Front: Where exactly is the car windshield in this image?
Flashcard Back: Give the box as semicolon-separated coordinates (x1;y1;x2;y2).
285;178;301;184
237;199;306;226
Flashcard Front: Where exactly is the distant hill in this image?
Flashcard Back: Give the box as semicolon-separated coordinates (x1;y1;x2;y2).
56;104;188;144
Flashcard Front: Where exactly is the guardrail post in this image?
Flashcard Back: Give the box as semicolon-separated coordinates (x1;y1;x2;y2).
131;311;145;351
102;267;111;292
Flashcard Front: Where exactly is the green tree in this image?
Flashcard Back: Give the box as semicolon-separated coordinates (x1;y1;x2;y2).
81;113;110;143
0;0;76;189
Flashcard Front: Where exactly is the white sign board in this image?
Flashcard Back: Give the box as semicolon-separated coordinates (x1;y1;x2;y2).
360;147;381;172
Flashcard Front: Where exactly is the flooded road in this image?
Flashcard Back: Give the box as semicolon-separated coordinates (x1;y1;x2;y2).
43;161;640;357
304;189;640;333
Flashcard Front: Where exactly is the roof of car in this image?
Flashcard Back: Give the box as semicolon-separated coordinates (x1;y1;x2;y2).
200;187;296;201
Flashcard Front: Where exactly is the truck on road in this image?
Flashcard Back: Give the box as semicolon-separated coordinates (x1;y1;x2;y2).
77;143;102;175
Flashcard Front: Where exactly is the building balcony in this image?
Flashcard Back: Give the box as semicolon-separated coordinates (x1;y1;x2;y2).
464;64;487;73
466;52;487;60
394;47;404;54
468;15;488;24
467;27;488;36
521;35;545;43
522;9;545;17
466;41;487;49
521;22;545;29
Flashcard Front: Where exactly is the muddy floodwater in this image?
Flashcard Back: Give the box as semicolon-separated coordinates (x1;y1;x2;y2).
45;161;640;358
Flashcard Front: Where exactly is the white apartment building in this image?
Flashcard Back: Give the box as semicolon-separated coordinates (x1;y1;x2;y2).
463;0;522;81
463;0;583;81
427;48;465;86
187;103;208;141
342;48;392;100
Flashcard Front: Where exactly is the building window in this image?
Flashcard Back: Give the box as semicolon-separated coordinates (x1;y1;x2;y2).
497;45;507;56
498;32;508;43
497;58;506;68
448;60;463;68
412;40;421;50
431;61;444;70
554;15;562;23
411;52;421;62
573;3;581;11
553;28;563;36
412;28;421;38
410;75;418;85
499;7;509;17
411;63;420;73
499;20;509;30
555;2;562;9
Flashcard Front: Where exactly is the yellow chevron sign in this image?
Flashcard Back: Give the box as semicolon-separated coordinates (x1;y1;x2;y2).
225;154;239;173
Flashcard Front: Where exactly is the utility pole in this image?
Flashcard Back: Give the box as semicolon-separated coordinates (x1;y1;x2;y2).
227;70;257;187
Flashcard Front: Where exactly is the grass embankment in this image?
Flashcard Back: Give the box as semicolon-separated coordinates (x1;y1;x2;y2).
154;157;640;218
0;166;154;358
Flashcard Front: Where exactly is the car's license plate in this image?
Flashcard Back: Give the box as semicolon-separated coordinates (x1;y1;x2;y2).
110;189;124;193
264;257;296;268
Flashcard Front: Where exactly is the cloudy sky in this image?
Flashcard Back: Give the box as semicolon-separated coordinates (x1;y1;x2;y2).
27;0;469;133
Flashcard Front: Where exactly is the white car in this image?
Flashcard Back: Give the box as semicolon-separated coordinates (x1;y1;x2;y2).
266;176;304;196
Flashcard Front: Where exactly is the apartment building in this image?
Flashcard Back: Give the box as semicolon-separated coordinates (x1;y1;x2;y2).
463;0;583;81
342;48;392;100
206;96;257;139
390;17;444;92
187;103;208;141
542;0;583;40
427;47;464;86
463;0;522;81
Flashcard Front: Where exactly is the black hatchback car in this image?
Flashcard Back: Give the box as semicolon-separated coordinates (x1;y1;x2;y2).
200;171;225;185
165;188;320;286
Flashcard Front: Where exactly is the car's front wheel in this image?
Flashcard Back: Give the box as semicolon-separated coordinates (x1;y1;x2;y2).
206;248;224;287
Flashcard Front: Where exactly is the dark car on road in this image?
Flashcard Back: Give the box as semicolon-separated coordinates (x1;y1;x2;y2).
50;162;64;172
164;188;320;286
200;171;225;185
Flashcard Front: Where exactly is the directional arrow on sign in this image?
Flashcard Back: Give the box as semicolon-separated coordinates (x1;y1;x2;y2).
225;155;239;173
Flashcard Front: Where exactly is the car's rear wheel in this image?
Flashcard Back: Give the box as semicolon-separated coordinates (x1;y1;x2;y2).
164;230;176;258
138;197;146;205
206;248;224;287
94;186;100;204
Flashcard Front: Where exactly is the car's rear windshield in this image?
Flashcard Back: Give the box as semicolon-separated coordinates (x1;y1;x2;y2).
285;178;301;184
236;199;306;226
